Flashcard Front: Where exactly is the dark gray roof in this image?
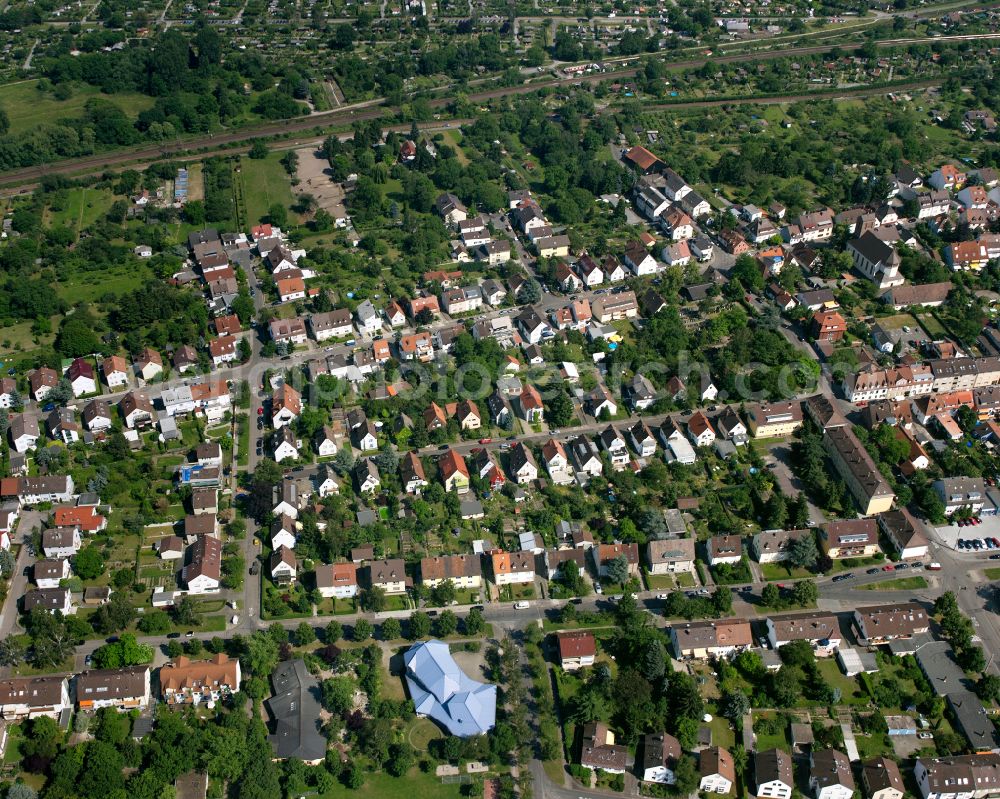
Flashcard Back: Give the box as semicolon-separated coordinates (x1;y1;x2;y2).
266;660;326;761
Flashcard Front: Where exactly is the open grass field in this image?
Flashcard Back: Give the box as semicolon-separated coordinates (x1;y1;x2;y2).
240;152;297;226
0;80;155;135
47;186;118;237
317;766;464;799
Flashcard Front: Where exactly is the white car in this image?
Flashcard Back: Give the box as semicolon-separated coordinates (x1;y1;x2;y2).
514;601;530;610
231;615;239;625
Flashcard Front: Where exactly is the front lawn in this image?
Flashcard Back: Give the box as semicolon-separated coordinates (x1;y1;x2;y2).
317;765;465;799
761;563;814;581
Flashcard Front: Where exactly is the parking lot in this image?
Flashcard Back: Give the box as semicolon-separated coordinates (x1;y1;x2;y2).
935;514;1000;554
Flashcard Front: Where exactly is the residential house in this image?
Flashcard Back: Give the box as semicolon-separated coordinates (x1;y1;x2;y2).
914;756;1000;799
821;519;880;559
23;587;73;615
861;758;904;799
272;427;299;463
270;515;297;551
625;374;657;411
700;747;736;795
8;414;39;453
76;666;151;711
766;612;841;655
490;551;536;585
646;538;696;575
591;542;639;578
746;401;803;439
599;425;630;471
641;733;682;785
0;675;71;720
934;477;986;514
28;367;59;401
368;558;407;594
687;411;716;448
160;654;241;706
569;435;603;477
812;310;848;342
624;241;659;276
627;420;657;457
440;449;470;493
716;408;748;446
708;535;742;567
544;548;586;580
119;391;155;428
66;359;96;397
853;603;929;645
306;310;350;344
518;384;544;422
34;559;70;589
420;554;482;590
272;384;301;428
269;318;308;346
878;509;930;560
101;356;130;388
315;563;358;599
400;452;428;495
135;348;163;382
591;291;638;323
659;418;697;465
671;618;753;659
580;721;629;774
751;529;811;564
756;749;794;799
41;527;81;559
557;631;596;671
542;438;573;485
508;442;539;485
810;750;854;799
181;535;222;593
270;547;297;585
354;459;381;494
928;164;967;191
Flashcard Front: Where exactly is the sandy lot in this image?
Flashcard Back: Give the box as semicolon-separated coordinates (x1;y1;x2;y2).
295;147;347;219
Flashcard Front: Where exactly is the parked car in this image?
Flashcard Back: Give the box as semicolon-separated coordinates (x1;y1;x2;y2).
882;564;895;572
867;568;881;574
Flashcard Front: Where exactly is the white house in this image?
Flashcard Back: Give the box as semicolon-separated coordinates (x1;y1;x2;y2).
316;563;358;599
41;528;81;559
271;515;297;551
810;751;855;799
624;242;659;277
642;733;682;785
541;439;574;485
272;428;299;463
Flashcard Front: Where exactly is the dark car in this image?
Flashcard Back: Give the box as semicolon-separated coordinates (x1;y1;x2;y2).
867;568;881;574
166;632;181;639
832;573;854;582
895;563;909;570
470;605;485;612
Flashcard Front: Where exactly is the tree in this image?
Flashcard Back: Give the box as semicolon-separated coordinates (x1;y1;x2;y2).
517;278;541;304
249;140;269;159
361;586;387;613
173;596;202;626
712;587;733;616
606;555;629;585
386;741;415;777
722;689;750;722
0;548;14;578
381;617;401;640
92;633;153;669
465;608;485;636
409;611;431;640
673;754;699;796
8;784;39;799
295;622;316;646
435;610;458;637
787;534;819;569
74;546;105;580
791;579;818;607
352;619;373;642
326;620;343;643
545;390;574;427
268;202;288;228
0;637;26;667
321;676;355;716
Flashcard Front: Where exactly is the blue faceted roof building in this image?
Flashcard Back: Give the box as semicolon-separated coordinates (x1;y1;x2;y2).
404;640;497;737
